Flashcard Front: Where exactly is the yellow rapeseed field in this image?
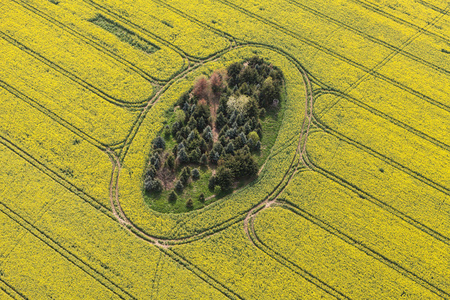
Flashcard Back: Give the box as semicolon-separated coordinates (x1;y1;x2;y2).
1;0;449;298
1;0;154;103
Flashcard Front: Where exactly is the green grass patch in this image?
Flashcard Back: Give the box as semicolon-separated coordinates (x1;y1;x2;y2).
90;15;160;54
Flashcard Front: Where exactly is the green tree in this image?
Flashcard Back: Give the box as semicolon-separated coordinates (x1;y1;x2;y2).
216;166;233;190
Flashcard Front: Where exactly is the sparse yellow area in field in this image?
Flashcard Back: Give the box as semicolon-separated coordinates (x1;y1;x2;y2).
1;0;449;297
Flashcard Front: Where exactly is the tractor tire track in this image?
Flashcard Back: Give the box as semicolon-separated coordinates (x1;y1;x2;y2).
349;0;450;43
214;0;450;112
278;202;450;299
0;279;27;300
317;5;449;117
246;214;350;299
0;203;136;300
314;89;450;152
283;0;450;76
312;116;450;197
302;124;450;246
0;31;148;108
0;81;107;150
10;0;176;86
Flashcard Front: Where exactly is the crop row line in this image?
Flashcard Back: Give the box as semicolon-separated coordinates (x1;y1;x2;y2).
0;81;107;149
0;136;114;219
10;0;174;86
215;0;450;112
148;0;236;46
318;5;449;116
350;0;450;44
414;0;449;14
247;214;349;299
285;0;450;76
309;154;450;246
0;203;136;300
280;202;449;298
82;0;223;62
312;116;450;198
305;137;450;245
0;31;148;108
0;278;27;300
0;137;240;300
314;89;449;151
164;249;243;299
306;120;450;245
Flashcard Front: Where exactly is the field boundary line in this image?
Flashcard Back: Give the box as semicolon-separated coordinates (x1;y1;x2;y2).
0;31;148;108
280;202;450;298
285;0;450;76
0;279;27;300
0;204;136;300
314;89;450;152
214;0;450;112
10;0;172;85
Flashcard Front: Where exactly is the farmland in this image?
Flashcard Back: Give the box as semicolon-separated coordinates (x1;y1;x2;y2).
0;0;449;299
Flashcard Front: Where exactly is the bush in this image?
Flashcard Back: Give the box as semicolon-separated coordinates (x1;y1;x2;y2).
175;180;184;192
191;168;200;180
216;166;233;190
208;176;216;190
186;198;194;209
152;136;166;150
168;191;177;202
248;131;259;143
175;109;186;123
144;178;163;193
199;193;205;202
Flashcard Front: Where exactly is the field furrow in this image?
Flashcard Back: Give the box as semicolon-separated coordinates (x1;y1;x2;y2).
80;0;230;58
314;94;450;188
0;0;154;103
0;93;112;209
12;0;185;81
0;144;230;299
0;279;25;300
334;74;450;146
0;40;139;145
279;171;450;295
306;131;450;237
0;212;121;299
173;223;335;299
254;207;440;299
